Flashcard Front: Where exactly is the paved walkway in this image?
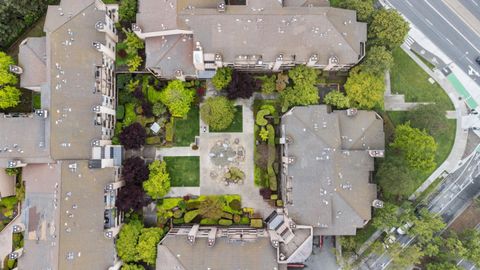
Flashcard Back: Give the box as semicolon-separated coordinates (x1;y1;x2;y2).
0;213;21;266
156;146;199;158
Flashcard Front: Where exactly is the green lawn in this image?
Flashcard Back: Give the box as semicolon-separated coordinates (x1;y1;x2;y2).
32;93;41;110
164;156;200;187
174;107;199;146
212;105;243;133
376;48;456;202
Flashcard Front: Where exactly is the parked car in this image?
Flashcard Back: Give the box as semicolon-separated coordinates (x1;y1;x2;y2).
396;222;414;235
383;234;396;249
476;56;480;66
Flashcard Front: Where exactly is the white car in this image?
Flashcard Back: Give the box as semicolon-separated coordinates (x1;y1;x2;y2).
396;222;413;235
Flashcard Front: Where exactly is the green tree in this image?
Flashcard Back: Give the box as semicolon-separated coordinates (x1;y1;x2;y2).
0;85;21;109
368;9;410;49
143;160;171;199
407;104;448;135
212;67;233;90
198;196;224;220
391;123;437;171
136;228;164;265
124;29;144;56
116;219;143;263
323;90;350;109
408;209;445;244
426;262;462;270
338;0;374;22
344;69;384;109
257;74;276;94
288;65;318;86
360;46;394;75
127;55;142;72
280;84;319;111
376;157;417;198
391;245;424;269
122;264;145;270
152;102;167;117
372;202;399;230
0;52;17;86
119;0;137;23
459;229;480;266
200;96;235;131
159;80;195;117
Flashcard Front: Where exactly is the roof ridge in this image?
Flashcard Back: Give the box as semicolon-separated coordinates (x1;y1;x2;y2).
153;35;185;67
24;38;47;65
343;115;378;150
325;8;360;55
49;1;96;34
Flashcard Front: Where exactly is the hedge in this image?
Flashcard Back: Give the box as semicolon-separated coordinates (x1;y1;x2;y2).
173;218;184;225
255;109;270;126
161;198;183;210
116;105;125;120
219;219;233;226
221;212;233;220
200;218;218;225
146;136;161;145
250;218;263;228
165;121;174;142
240;216;250;225
184;210;199;223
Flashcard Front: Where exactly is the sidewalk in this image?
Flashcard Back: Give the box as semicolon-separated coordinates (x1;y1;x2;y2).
401;45;469;199
156;146;199;158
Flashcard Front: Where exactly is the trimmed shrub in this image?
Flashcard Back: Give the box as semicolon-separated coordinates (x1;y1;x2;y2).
259;188;272;200
240;216;250;225
268;171;277;191
260;104;276;114
116;105;125;120
173;210;183;219
233;214;241;224
212;67;233;90
165;121;174;142
186;201;200;210
266;124;275;145
219;219;233;226
250;218;263;228
184;210;199;223
178;200;187;211
270;194;278;200
200;218;218;225
146;136;161;145
123;103;137;126
276;200;284;207
243;207;254;217
256;109;270;126
229;199;242;211
221;212;233;220
173;218;184;225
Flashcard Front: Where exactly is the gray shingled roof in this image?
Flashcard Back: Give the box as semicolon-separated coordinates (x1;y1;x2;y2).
18;37;47;90
281;105;384;235
157;234;279;270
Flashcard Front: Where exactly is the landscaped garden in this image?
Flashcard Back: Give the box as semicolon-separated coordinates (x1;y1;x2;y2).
163;156;200;187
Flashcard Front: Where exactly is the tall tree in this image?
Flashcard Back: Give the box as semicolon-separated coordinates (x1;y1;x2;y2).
122;264;145;270
159;80;195;118
376;157;417;199
459;229;480;266
212;67;233;90
407;104;448;135
116;184;147;212
0;85;21;109
225;71;259;99
408;209;445;244
338;0;374;22
119;122;147;150
136;228;164;265
122;157;149;185
0;52;18;86
280;65;319;111
200;96;236;131
391;245;424;269
116;219;143;263
360;46;394;76
344;68;385;109
368;9;410;49
323;90;350;109
426;262;462;270
391;122;437;171
371;202;400;230
119;0;137;23
143;160;171;199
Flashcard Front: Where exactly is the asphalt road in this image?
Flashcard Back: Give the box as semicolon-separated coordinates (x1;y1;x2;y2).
358;153;480;270
387;0;480;84
458;0;480;20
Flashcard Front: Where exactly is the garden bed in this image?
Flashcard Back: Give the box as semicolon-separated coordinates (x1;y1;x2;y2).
164;156;200;187
210;105;243;133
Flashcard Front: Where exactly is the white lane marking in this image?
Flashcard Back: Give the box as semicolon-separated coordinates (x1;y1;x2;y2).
446;38;454;45
424;0;480;54
406;0;413;7
467;58;474;64
425;18;433;26
471;0;479;7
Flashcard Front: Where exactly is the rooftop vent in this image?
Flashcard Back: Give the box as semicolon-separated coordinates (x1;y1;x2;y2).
346;108;358;116
372;199;384;208
95;21;105;31
217;1;226;12
9;65;23;75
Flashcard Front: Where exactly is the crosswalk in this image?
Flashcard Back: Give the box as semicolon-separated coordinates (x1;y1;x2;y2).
404;36;415;47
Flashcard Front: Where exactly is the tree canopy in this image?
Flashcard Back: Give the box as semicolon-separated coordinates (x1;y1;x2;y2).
344;68;385;109
368;9;410;49
407;104;448;135
391;122;437;171
323;90;350;109
159;80;195;118
116;219;143;263
122;157;149;185
376;157;418;199
198;196;224;220
225;71;259;99
0;52;17;86
0;85;21;110
338;0;374;22
119;122;147;150
200;96;236;131
116;184;147;212
408;209;445;244
459;229;480;266
360;46;394;76
122;264;145;270
280;65;319;111
136;228;164;265
257;75;276;94
212;67;233;90
119;0;137;23
143;160;171;199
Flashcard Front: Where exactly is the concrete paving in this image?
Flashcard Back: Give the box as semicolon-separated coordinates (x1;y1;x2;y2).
0;213;21;267
156;146;200;158
305;236;341;270
198;99;274;218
